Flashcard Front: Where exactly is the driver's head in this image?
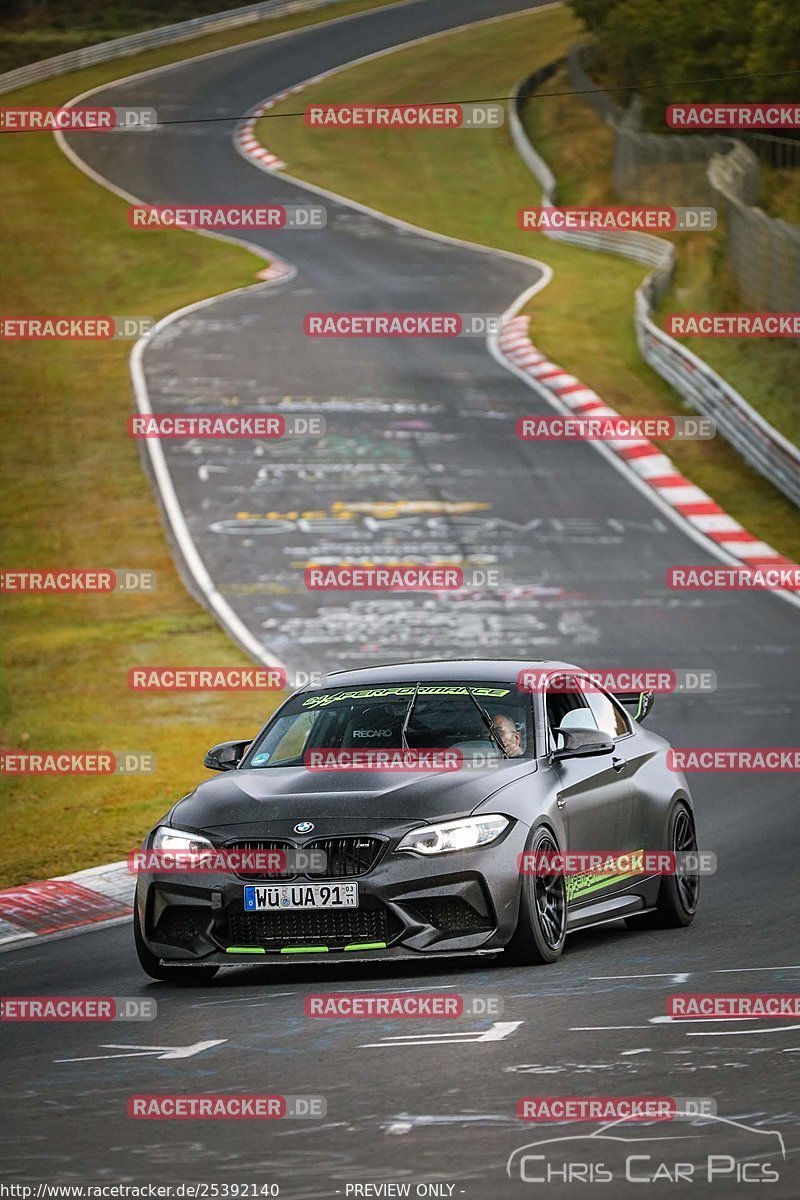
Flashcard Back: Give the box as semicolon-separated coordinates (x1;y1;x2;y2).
491;714;523;757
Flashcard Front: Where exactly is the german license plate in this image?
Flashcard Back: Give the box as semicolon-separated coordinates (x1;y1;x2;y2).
244;882;358;911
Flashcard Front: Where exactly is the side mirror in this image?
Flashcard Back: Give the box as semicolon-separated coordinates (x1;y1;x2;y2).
552;727;614;760
204;739;251;772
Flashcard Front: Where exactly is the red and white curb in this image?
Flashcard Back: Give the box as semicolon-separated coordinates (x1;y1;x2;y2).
0;861;133;949
235;98;286;169
234;87;311;292
499;315;799;579
255;258;295;284
234;82;314;170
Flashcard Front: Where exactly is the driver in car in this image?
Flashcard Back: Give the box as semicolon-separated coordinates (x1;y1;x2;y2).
491;713;524;757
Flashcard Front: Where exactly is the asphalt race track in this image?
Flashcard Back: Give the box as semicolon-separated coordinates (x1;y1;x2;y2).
2;0;800;1195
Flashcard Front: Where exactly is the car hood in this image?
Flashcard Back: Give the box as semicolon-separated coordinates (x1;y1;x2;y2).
170;761;535;834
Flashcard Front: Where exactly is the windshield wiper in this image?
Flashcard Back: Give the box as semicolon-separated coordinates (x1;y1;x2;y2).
400;681;421;750
466;686;510;758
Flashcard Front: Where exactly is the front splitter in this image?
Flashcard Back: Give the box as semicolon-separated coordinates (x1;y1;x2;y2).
160;945;503;968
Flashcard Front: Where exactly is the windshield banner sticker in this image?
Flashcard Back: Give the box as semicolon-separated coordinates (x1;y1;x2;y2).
301;685;511;707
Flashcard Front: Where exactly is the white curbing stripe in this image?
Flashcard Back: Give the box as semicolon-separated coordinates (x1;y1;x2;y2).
692;514;743;534
629;454;678;479
497;316;798;580
0;862;134;949
232;83;307;168
56;860;136;907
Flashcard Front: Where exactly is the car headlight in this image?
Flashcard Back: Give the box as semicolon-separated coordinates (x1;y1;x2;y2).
396;814;509;856
152;826;213;854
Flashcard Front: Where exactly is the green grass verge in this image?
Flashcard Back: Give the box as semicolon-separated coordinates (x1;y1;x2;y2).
257;8;800;561
760;165;800;225
0;0;404;888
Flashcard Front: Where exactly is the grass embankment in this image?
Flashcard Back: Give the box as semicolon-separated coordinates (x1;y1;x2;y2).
760;165;800;225
0;0;405;887
257;9;800;560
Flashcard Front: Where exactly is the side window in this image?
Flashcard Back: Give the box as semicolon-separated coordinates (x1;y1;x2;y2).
546;687;596;749
584;688;630;739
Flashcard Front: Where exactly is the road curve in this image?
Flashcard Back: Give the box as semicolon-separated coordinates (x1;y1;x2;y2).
2;1;798;1195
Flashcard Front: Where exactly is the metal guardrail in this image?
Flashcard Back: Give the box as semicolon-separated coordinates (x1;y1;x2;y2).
567;44;736;207
569;42;800;172
510;69;800;511
0;0;346;96
567;43;800;314
709;143;800;313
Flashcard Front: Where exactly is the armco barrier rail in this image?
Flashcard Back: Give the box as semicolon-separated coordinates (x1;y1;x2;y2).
567;42;800;313
0;0;346;96
510;66;800;510
709;143;800;314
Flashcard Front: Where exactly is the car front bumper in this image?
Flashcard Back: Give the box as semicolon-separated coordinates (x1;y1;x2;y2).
136;820;530;966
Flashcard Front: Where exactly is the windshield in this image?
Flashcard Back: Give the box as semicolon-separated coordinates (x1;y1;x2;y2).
243;682;534;767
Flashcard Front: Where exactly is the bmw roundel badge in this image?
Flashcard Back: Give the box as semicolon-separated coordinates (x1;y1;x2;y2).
294;821;314;834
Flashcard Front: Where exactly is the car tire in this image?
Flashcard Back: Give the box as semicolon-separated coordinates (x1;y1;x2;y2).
625;801;699;930
505;827;567;965
134;906;219;984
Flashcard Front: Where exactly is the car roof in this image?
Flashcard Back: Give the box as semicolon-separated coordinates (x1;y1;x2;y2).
309;658;581;689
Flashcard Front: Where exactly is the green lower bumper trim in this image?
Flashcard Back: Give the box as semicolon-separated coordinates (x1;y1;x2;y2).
344;941;388;951
280;945;329;954
226;946;266;955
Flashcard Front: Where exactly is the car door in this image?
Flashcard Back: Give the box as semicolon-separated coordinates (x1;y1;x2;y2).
544;675;633;906
583;686;669;868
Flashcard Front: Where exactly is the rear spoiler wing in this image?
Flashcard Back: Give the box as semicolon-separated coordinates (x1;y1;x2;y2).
614;690;654;723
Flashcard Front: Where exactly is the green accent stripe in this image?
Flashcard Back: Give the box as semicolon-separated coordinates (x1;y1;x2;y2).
344;941;387;951
567;873;631;900
226;946;266;955
565;851;646;902
280;945;329;955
